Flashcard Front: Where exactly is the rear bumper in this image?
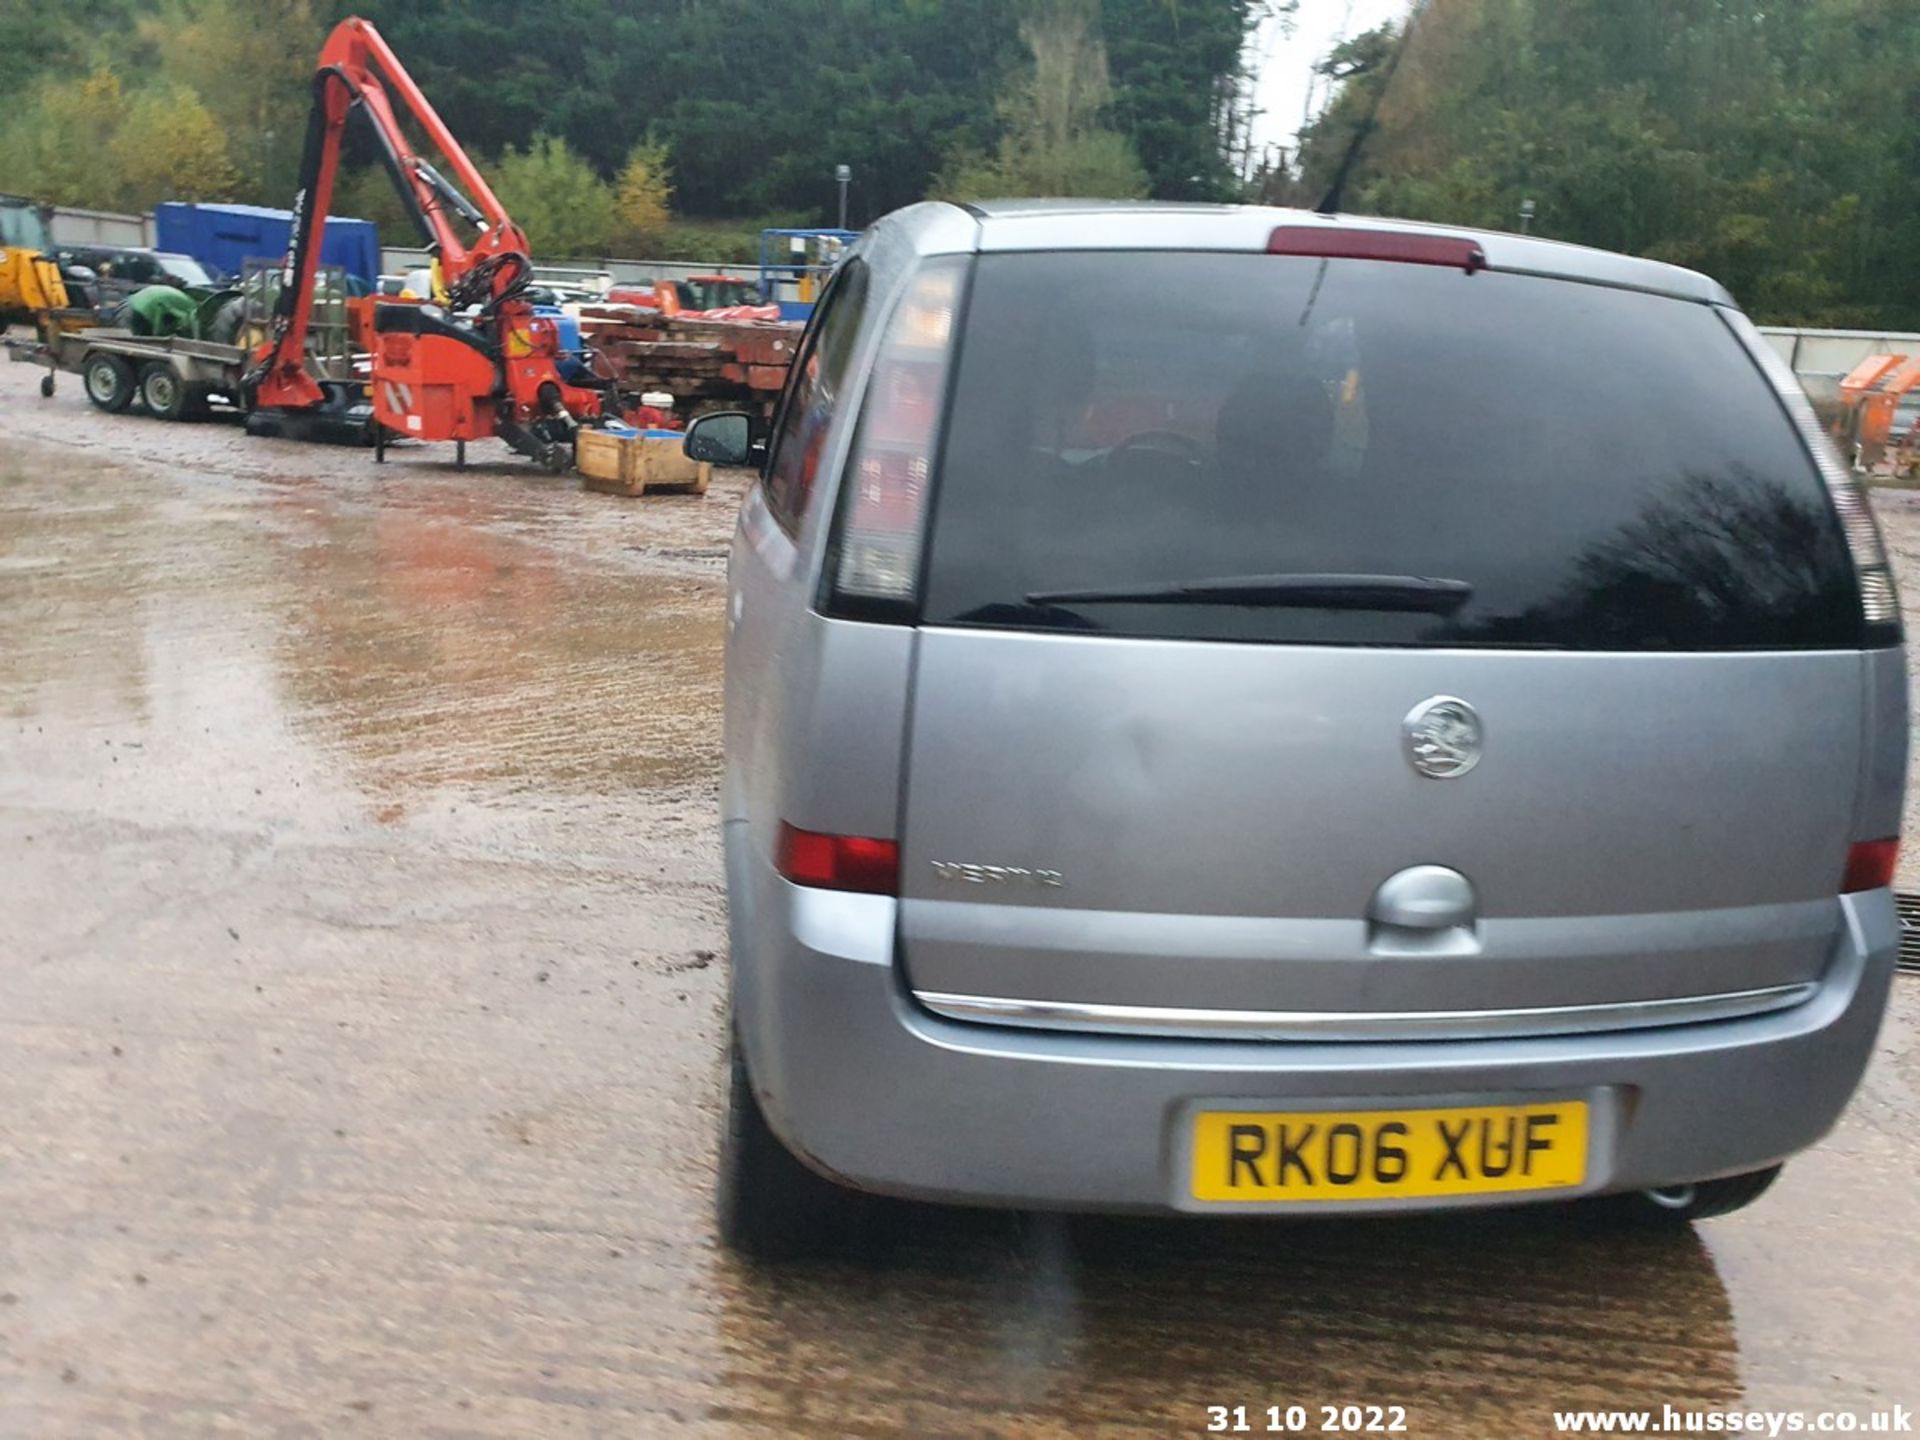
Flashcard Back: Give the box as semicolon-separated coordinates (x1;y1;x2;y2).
725;822;1901;1214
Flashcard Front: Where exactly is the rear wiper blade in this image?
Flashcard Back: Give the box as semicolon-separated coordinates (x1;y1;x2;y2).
1025;573;1473;614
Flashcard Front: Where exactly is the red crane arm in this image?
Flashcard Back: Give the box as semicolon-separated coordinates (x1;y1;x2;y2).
250;15;532;410
317;17;527;274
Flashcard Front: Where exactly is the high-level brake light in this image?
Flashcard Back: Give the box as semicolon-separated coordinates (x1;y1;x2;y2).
1267;226;1487;273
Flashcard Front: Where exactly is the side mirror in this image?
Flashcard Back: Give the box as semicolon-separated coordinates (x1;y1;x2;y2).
684;410;754;467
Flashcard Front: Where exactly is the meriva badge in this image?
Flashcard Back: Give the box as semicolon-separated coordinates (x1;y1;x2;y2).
930;861;1065;888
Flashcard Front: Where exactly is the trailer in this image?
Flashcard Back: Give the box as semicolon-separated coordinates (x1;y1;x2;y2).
6;258;372;440
7;327;249;418
8;325;374;441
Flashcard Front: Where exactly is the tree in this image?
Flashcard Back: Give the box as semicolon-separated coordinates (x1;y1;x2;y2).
1293;0;1920;327
1102;0;1274;199
0;0;1263;228
111;87;243;209
488;134;615;258
614;139;674;250
0;0;105;98
935;129;1150;200
333;164;425;236
932;0;1150;201
3;68;132;210
140;0;321;198
327;0;1240;218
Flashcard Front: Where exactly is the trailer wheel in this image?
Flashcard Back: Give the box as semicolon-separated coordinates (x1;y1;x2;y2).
82;353;136;413
138;362;190;422
39;373;55;399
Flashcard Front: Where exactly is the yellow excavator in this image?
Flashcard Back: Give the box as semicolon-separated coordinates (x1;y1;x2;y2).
0;194;70;324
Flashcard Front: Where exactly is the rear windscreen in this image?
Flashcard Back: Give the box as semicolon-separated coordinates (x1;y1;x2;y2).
920;252;1864;650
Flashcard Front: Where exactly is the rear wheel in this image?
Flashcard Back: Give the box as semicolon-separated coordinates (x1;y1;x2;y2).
716;1029;866;1260
82;352;135;413
138;361;189;421
1588;1165;1783;1226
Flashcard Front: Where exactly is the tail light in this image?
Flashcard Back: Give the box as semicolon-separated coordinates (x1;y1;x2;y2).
1726;311;1902;643
1842;837;1899;894
776;821;900;895
821;257;967;620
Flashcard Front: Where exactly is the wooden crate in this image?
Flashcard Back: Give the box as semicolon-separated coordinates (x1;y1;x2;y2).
576;430;711;498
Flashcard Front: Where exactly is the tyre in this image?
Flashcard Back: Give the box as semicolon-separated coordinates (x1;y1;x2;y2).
138;361;189;421
1586;1164;1783;1226
82;352;135;413
200;294;246;347
716;1029;866;1260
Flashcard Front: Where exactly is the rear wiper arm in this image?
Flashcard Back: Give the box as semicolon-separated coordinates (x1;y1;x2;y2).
1024;573;1473;614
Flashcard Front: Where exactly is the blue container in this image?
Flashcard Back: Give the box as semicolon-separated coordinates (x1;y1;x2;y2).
531;304;591;383
153;202;381;288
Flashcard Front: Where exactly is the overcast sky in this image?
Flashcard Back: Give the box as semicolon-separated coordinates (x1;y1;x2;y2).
1248;0;1412;157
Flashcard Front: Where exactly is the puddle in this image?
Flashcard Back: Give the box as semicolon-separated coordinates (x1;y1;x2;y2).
0;428;726;843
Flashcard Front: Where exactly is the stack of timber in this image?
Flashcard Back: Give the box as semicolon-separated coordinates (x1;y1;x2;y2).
580;307;800;417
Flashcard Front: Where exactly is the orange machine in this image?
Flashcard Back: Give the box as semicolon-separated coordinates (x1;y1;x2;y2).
603;273;772;319
1835;353;1920;476
247;17;605;468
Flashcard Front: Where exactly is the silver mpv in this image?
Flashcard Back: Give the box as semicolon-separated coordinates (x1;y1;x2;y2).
688;201;1908;1258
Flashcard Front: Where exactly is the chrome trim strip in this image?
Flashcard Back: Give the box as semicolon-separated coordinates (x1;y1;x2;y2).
911;982;1819;1042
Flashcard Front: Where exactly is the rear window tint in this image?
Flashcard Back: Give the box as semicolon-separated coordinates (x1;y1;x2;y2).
920;252;1863;650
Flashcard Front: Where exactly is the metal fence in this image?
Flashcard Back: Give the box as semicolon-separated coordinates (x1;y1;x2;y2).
43;210;794;301
1757;326;1920;405
47;206;153;248
377;248;807;304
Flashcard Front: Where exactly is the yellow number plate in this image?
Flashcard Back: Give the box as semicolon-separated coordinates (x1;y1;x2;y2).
1189;1100;1589;1204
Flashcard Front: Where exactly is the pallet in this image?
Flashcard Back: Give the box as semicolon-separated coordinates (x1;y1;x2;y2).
576;429;712;497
